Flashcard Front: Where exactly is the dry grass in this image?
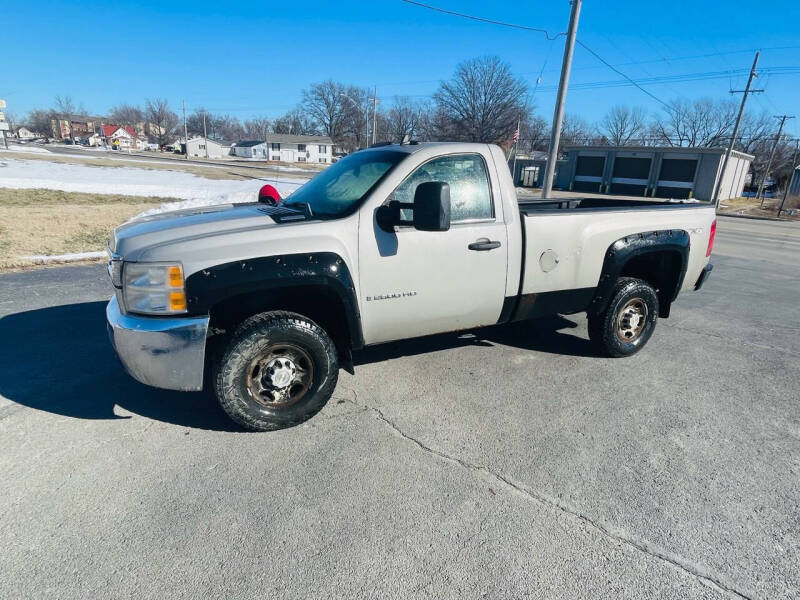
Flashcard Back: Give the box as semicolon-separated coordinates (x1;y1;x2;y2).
718;196;800;220
0;188;177;270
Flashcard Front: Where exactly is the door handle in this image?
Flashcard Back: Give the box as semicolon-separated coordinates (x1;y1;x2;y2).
468;238;502;251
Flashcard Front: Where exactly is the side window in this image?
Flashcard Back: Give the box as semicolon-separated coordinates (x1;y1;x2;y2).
390;154;493;223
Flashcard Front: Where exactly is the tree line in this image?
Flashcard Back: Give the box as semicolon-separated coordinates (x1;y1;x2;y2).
18;55;796;186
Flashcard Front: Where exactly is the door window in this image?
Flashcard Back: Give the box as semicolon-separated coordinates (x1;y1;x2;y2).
390;154;493;222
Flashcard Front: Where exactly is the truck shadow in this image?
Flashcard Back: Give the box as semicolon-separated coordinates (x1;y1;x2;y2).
354;314;600;366
0;301;238;431
0;302;597;430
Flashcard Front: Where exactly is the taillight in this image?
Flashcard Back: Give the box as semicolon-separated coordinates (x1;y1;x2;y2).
706;219;717;257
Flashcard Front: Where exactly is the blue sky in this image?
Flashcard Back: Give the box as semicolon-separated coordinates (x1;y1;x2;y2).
5;0;800;135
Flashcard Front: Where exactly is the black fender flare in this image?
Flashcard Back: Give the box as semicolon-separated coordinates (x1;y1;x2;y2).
588;229;690;316
184;252;363;349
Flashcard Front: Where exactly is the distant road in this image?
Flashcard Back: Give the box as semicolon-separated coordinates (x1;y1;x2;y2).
714;215;800;266
30;143;323;175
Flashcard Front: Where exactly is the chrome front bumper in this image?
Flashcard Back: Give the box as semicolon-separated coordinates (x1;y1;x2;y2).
106;295;209;391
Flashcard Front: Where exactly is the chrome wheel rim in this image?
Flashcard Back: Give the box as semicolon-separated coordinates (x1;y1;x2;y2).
616;298;648;343
246;344;314;408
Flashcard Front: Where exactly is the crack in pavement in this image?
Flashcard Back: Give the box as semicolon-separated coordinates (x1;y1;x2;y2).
341;389;756;600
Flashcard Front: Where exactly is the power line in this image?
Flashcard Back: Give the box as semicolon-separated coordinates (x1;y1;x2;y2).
398;0;673;111
398;0;565;40
574;40;671;110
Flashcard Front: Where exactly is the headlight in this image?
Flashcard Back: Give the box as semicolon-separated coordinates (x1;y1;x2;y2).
108;253;122;287
123;262;187;315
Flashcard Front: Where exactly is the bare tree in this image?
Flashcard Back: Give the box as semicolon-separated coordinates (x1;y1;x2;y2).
24;109;56;136
145;98;178;146
434;56;530;144
301;80;349;140
560;113;594;146
243;117;271;140
650;98;737;147
417;104;453;141
736;110;775;154
185;109;243;141
600;105;646;146
272;108;316;136
109;103;144;128
4;110;18;135
385;96;424;143
519;113;549;153
339;85;372;150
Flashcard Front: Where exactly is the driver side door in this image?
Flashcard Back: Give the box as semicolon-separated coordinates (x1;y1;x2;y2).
357;152;508;345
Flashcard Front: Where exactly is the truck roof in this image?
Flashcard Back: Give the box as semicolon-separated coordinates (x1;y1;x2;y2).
358;141;495;155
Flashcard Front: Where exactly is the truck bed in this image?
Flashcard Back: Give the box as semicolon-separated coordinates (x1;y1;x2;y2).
518;197;708;214
516;197;716;304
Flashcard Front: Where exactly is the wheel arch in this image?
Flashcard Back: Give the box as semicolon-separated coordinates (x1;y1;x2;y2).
185;252;364;352
588;230;689;319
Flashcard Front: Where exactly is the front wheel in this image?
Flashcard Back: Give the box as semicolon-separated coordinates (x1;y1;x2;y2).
588;277;659;357
214;311;339;431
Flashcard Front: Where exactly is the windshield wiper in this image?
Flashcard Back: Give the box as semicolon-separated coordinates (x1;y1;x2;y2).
283;201;314;218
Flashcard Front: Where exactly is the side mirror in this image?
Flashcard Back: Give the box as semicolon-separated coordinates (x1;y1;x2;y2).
413;181;451;231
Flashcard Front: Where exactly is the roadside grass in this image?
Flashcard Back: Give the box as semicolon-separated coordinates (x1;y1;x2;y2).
718;196;800;220
0;188;177;270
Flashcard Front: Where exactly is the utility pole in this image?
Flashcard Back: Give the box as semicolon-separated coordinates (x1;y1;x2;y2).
758;114;794;207
510;116;521;184
777;138;799;217
0;99;7;150
712;52;763;207
541;0;581;199
202;110;208;158
182;100;188;158
372;86;378;145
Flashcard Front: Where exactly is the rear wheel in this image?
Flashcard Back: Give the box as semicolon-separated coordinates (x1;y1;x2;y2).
214;311;338;431
588;277;659;357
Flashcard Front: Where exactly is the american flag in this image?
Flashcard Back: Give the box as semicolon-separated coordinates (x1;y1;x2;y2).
512;127;519;143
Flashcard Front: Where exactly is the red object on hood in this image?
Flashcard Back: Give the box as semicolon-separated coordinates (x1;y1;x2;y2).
258;184;281;205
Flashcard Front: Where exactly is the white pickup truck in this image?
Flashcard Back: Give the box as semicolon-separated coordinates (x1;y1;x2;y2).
107;142;716;430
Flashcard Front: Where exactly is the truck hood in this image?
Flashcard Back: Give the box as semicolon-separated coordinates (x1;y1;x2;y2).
110;202;301;258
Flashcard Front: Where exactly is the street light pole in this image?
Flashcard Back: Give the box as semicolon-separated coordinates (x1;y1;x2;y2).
777;138;799;217
757;114;794;208
541;0;582;199
340;93;369;149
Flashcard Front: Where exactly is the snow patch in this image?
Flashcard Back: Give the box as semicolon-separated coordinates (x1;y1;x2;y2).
1;144;52;155
0;158;305;201
22;251;107;263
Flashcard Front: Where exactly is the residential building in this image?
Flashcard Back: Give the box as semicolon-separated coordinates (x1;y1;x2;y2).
186;136;232;159
232;134;333;163
232;140;266;158
558;145;754;202
100;124;145;150
15;127;39;139
50;118;97;140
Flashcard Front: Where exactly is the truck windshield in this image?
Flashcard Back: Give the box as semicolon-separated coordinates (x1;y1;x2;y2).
284;150;405;218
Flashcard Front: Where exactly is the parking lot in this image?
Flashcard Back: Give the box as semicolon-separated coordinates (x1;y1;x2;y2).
1;215;797;599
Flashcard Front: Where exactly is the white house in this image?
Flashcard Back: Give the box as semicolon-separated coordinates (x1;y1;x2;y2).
186;136;231;159
100;125;146;150
232;134;334;163
15;127;39;139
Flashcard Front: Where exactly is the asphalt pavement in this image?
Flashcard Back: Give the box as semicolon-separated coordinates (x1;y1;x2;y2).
0;216;797;599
